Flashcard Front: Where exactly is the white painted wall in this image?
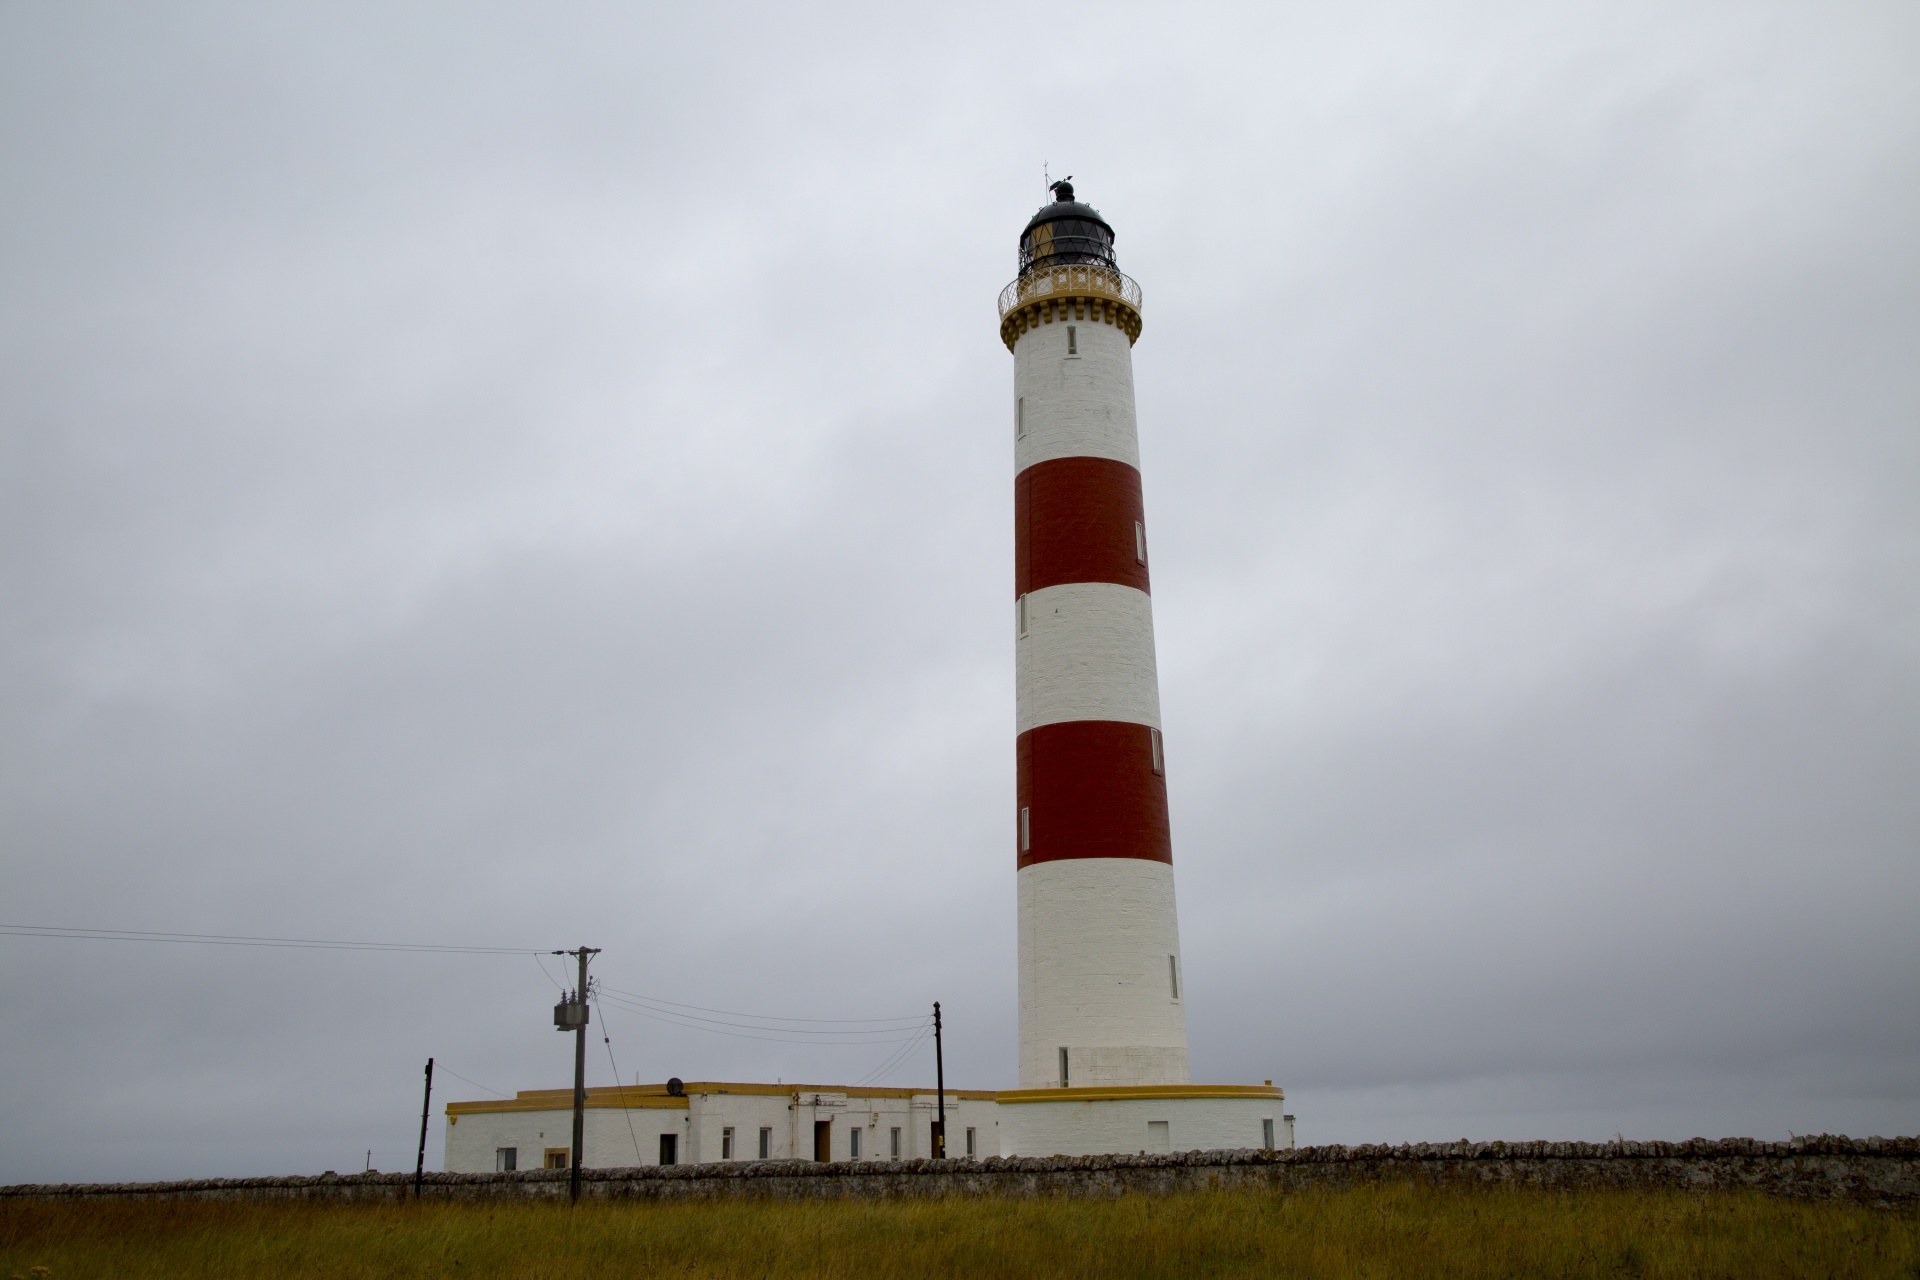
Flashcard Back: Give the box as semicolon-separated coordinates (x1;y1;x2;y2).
999;1095;1290;1159
1013;313;1139;473
443;1086;1288;1169
1017;858;1190;1089
1016;581;1161;733
688;1091;795;1163
444;1088;1002;1173
445;1106;692;1173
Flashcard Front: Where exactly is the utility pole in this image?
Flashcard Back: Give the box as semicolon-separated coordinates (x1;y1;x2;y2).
414;1057;433;1199
932;1001;945;1160
553;946;599;1204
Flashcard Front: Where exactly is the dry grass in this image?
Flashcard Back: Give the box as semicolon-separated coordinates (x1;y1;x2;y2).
3;1184;1915;1279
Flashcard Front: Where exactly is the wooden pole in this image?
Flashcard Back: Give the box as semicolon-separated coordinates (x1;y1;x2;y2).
570;947;594;1203
932;1002;945;1159
414;1057;433;1199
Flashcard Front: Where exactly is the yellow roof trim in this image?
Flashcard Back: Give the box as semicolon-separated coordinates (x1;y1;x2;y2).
995;1084;1284;1105
448;1092;688;1116
445;1081;1000;1116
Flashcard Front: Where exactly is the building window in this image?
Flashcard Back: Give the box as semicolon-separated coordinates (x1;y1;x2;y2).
659;1133;678;1166
890;1126;902;1159
721;1127;734;1160
544;1148;569;1170
966;1127;977;1157
1169;954;1180;999
1135;520;1147;565
850;1127;862;1159
1016;396;1025;440
1150;727;1163;776
1147;1120;1170;1154
495;1147;517;1172
1067;325;1078;355
759;1126;773;1160
1059;1047;1070;1088
1263;1118;1275;1151
1020;807;1031;852
1016;593;1028;638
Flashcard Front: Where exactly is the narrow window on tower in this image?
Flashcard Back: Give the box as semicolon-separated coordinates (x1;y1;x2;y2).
1067;325;1078;355
1017;593;1028;638
1150;727;1164;776
1135;520;1147;565
1059;1047;1071;1088
1169;955;1181;1000
1016;396;1025;440
1020;806;1031;852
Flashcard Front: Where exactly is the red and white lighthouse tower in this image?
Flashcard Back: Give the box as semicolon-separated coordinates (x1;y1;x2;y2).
1001;182;1189;1093
994;182;1284;1157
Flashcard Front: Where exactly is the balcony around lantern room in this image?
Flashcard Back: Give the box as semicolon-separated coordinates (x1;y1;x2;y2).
997;263;1143;321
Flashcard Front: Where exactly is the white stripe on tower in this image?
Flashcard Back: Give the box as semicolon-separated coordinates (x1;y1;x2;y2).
1016;581;1162;734
1002;183;1190;1090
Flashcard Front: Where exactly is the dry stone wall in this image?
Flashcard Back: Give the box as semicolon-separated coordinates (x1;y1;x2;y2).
7;1136;1915;1208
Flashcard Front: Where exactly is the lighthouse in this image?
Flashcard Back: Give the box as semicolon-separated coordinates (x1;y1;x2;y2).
1002;181;1187;1091
994;181;1285;1156
439;183;1290;1172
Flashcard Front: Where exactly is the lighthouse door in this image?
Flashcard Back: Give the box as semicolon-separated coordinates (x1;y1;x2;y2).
813;1120;832;1162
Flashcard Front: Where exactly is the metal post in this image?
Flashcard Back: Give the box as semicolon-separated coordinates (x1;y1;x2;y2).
414;1057;433;1199
932;1002;945;1159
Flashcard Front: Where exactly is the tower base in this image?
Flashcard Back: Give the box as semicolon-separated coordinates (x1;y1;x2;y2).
996;1084;1290;1158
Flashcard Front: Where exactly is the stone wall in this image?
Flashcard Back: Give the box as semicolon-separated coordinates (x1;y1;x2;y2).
6;1136;1915;1209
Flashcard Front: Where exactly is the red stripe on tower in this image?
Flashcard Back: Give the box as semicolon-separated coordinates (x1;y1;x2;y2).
1016;721;1170;868
1015;456;1150;598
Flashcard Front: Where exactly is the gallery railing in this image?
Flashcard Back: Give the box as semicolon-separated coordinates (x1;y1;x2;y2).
997;265;1142;318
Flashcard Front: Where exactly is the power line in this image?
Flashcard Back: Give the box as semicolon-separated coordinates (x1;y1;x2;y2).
6;923;941;1068
595;991;928;1044
592;987;644;1167
596;983;924;1025
595;993;928;1047
594;989;927;1037
852;1019;935;1088
436;1064;513;1099
596;991;926;1040
533;954;567;990
0;924;541;955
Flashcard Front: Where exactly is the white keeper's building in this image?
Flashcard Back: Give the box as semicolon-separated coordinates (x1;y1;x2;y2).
446;1081;1291;1171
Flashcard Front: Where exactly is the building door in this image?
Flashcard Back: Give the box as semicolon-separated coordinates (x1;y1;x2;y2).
659;1133;678;1165
814;1119;832;1162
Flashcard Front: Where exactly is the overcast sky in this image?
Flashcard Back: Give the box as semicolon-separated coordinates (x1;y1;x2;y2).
2;1;1915;1183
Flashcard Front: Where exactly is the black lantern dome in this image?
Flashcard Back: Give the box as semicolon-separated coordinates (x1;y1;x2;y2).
1019;180;1116;276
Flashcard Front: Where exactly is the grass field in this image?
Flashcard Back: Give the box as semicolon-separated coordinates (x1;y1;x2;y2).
4;1184;1915;1279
